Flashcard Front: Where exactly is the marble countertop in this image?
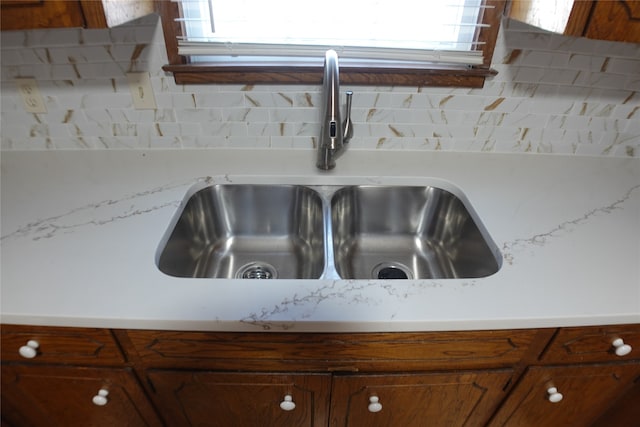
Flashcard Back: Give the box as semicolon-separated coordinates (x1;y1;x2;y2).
1;149;639;332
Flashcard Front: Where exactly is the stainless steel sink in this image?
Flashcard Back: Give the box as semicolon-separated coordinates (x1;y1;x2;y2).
330;186;501;280
157;183;500;280
156;185;325;279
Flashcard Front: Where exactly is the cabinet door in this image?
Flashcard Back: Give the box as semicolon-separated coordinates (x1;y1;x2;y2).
1;364;162;427
591;380;640;427
0;1;85;30
584;0;640;43
330;370;512;427
489;363;640;426
147;370;331;427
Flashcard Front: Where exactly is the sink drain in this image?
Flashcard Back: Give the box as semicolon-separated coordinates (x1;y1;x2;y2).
372;262;413;280
236;262;277;279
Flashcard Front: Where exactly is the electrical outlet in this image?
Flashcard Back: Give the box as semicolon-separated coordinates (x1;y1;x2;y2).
15;78;47;113
127;72;157;110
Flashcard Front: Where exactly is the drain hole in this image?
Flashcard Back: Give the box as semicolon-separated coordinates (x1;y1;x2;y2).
372;263;413;280
378;267;408;279
236;262;277;279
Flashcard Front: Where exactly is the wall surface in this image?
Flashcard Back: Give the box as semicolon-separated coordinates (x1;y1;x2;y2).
1;15;639;157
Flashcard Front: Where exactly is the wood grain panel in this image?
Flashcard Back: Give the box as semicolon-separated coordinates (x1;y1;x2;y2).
330;370;512;427
126;329;540;371
541;324;640;364
488;363;640;427
1;324;125;365
147;371;330;427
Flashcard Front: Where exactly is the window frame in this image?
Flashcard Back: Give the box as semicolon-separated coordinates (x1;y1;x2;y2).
157;0;506;87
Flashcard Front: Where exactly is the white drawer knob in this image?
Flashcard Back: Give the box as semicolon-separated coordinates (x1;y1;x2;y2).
279;394;296;411
92;389;109;406
612;338;632;356
368;396;382;413
547;387;563;403
19;340;40;359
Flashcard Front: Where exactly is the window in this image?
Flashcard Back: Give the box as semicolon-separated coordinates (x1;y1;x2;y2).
158;0;506;87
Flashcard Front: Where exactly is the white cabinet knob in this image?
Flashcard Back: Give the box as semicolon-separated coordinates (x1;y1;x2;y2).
612;338;632;357
547;387;563;403
368;396;383;413
279;395;296;411
18;340;40;359
92;389;109;406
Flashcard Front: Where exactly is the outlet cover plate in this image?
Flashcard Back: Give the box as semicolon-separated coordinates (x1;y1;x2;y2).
15;78;47;113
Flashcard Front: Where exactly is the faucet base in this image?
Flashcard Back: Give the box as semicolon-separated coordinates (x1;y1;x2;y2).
316;150;336;170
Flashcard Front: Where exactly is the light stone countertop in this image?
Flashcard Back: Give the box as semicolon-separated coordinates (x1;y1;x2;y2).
1;149;639;332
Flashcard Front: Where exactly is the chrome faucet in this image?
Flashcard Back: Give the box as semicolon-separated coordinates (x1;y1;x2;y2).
316;49;353;170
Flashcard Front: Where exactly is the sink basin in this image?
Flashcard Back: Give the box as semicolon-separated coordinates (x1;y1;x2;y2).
330;186;500;280
157;185;325;279
157;183;500;280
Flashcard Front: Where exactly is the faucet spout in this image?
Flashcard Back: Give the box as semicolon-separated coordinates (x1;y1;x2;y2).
316;49;353;170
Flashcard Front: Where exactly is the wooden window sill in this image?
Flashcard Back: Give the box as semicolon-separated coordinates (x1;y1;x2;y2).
162;64;498;87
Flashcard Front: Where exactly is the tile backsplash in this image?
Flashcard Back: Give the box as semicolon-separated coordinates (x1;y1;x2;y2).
1;15;639;157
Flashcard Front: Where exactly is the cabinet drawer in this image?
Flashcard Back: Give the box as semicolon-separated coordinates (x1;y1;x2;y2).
542;324;640;364
126;329;540;371
1;325;125;365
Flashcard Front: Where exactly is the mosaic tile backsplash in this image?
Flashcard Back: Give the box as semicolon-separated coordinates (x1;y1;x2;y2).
1;15;639;157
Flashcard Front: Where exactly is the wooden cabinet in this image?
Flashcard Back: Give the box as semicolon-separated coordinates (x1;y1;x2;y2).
541;324;640;364
591;379;640;427
330;371;512;427
1;364;161;427
0;325;125;365
147;371;331;427
509;0;640;44
0;325;162;427
488;363;640;426
566;0;640;43
126;329;542;427
489;323;640;427
2;323;639;426
124;329;540;371
0;0;154;31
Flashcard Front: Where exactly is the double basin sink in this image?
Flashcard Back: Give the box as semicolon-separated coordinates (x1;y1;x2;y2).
156;184;501;280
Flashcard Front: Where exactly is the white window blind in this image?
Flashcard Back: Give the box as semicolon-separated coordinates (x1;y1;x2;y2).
172;0;494;67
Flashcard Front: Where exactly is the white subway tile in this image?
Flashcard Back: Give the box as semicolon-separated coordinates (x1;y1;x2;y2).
175;108;224;123
0;123;28;138
549;34;595;54
26;29;82;47
269;107;316;123
625;75;640;91
567;54;607;71
97;136;138;149
574;71;630;90
195;92;245;108
80;93;132;109
505;30;552;50
593;39;640;59
224;107;270;122
228;136;270;148
51;137;95;149
201;121;248;137
519;50;570;68
613;142;639;157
